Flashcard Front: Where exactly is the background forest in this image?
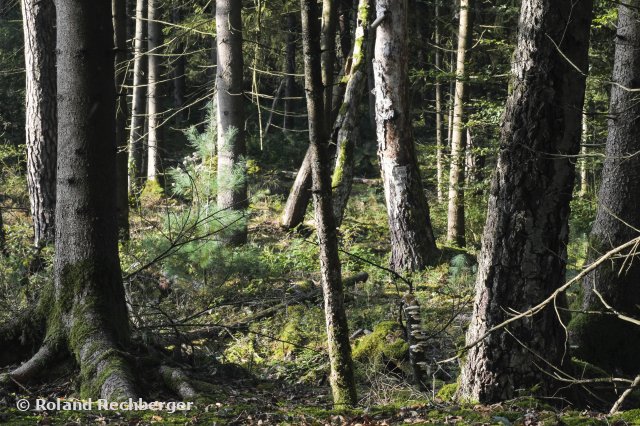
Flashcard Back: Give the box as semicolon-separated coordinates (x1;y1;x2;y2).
0;0;639;424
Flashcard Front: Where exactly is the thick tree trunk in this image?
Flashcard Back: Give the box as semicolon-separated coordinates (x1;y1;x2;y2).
331;0;372;226
571;0;640;375
283;12;298;132
459;0;592;403
127;0;147;192
446;0;472;247
434;0;444;203
8;0;137;400
21;0;57;249
146;0;161;183
300;0;357;407
373;0;440;272
216;0;247;244
113;0;130;239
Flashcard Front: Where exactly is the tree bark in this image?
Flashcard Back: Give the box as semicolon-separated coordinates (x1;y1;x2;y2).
571;0;640;375
127;0;147;192
321;0;338;130
300;0;357;407
17;0;137;400
578;111;589;198
283;11;298;132
331;0;372;226
373;0;440;272
113;0;130;239
459;0;592;403
21;0;57;249
446;0;473;247
216;0;247;244
171;4;186;127
434;0;444;203
146;0;161;183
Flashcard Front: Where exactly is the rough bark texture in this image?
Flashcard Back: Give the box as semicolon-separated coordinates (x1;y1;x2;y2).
373;0;440;272
21;0;57;249
51;0;135;400
459;0;592;403
571;0;640;375
446;0;472;247
113;0;130;239
331;0;371;226
300;0;357;407
216;0;247;244
321;0;338;130
146;0;160;183
127;0;147;191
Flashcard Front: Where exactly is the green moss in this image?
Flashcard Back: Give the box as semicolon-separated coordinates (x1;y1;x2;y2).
140;179;164;206
612;408;640;424
436;383;458;401
352;321;408;364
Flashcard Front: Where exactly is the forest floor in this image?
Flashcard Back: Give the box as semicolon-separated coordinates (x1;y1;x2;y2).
0;178;637;425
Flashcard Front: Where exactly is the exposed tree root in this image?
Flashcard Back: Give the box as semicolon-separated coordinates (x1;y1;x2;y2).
159;365;198;400
0;308;45;367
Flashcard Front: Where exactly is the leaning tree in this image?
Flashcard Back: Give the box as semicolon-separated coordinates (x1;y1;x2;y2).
459;0;593;403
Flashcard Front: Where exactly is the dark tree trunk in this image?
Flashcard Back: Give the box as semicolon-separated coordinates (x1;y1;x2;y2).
300;0;357;407
146;0;161;183
331;0;372;226
0;206;6;257
281;150;312;229
283;12;298;132
113;0;130;239
459;0;593;403
321;0;338;130
127;0;147;191
171;5;186;126
21;0;57;249
571;0;640;375
216;0;247;244
373;0;440;272
338;0;352;63
2;0;137;400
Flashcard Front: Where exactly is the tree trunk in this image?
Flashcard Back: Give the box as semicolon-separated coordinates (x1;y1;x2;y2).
0;206;7;257
434;0;444;203
366;0;376;130
331;0;372;226
127;0;147;192
446;0;473;247
338;0;353;63
21;0;57;249
459;0;592;403
571;0;640;376
373;0;440;272
283;11;298;132
146;0;161;183
578;111;589;198
216;0;247;244
171;5;186;126
300;0;357;407
321;0;338;130
113;0;130;239
6;0;138;400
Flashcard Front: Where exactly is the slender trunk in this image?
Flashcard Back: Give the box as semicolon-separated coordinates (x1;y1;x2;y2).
321;0;338;130
571;0;640;376
447;49;454;148
283;12;298;132
434;0;444;203
374;0;440;272
300;0;357;407
459;0;592;403
331;0;372;226
0;206;7;257
366;0;376;130
446;0;472;247
113;0;130;239
127;0;147;192
281;151;312;229
171;5;186;126
216;0;247;244
578;111;589;198
264;79;285;136
146;0;161;183
21;0;57;248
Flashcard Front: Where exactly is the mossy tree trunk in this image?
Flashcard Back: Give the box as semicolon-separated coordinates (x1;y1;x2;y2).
21;0;57;249
216;0;247;244
459;0;592;403
373;0;440;272
2;0;137;401
300;0;357;407
331;0;372;226
571;0;640;375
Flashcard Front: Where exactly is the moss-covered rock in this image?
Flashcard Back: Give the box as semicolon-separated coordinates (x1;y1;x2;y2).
436;382;458;401
352;321;408;365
